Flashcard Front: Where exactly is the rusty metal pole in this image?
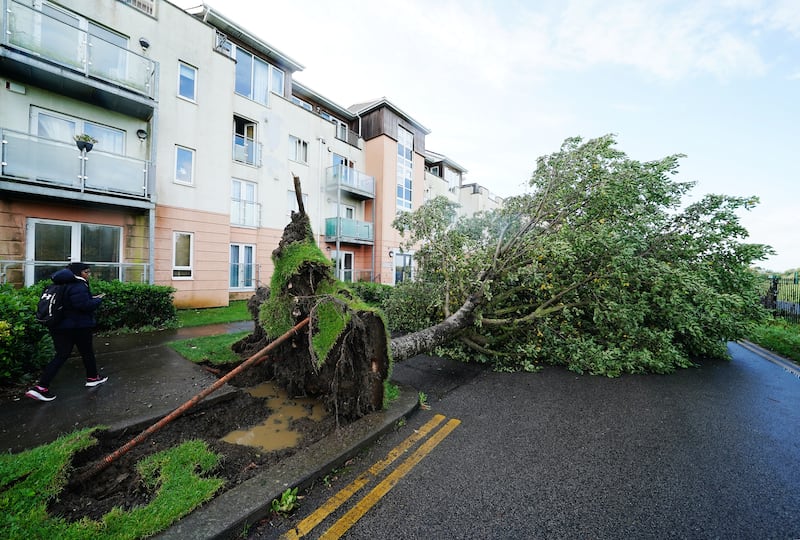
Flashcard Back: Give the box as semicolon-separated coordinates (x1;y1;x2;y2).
75;317;309;484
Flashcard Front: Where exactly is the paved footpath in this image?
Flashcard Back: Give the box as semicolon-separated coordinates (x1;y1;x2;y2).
0;322;254;453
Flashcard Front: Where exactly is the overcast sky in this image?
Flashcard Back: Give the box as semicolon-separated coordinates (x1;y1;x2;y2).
176;0;799;272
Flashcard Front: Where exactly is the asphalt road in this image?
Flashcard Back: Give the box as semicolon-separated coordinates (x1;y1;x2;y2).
252;342;800;539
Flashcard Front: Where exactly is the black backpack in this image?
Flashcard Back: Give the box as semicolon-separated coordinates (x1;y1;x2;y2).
35;283;68;328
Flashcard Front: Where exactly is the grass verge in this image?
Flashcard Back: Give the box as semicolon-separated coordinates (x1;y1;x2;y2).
747;319;800;364
167;331;249;365
176;300;250;328
0;429;223;540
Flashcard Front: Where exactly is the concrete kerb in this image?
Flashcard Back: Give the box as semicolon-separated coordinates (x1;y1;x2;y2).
155;384;420;540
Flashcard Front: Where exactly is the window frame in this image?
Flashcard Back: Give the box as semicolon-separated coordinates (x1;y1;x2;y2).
233;45;284;105
231;178;259;227
178;61;197;102
230;243;256;290
172;231;194;279
25;218;123;285
31;107;125;154
289;135;309;164
396;127;414;211
174;145;195;185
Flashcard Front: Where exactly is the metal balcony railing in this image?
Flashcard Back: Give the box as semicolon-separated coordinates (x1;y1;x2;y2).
1;128;150;199
1;259;149;286
326;164;375;198
3;0;157;99
229;262;260;289
325;217;374;243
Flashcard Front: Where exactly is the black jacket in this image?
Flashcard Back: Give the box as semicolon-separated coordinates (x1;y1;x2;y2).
50;268;102;330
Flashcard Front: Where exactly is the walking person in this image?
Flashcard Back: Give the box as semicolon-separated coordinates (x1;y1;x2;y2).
26;263;107;402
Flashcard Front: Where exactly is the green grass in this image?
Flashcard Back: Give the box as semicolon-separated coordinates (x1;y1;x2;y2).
0;429;223;539
747;319;800;364
168;331;249;365
176;300;250;327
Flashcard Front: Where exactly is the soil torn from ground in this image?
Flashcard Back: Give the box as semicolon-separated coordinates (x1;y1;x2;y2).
48;388;339;523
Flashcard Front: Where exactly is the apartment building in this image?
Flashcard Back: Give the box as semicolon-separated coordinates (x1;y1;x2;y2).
1;0;499;307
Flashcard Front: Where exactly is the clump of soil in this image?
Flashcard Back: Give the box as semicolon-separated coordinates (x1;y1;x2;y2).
50;390;337;523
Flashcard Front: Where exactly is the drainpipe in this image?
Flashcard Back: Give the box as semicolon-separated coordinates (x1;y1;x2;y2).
147;107;159;284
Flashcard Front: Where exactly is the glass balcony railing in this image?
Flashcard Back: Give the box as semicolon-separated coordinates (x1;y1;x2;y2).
232;135;262;167
325;217;374;243
1;128;149;199
326;165;375;198
3;0;157;98
231;198;261;227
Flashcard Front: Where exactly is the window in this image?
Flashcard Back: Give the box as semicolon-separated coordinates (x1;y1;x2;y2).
289;135;308;164
178;62;197;101
396;127;414;210
234;46;284;105
173;232;193;278
429;165;440;176
233;116;259;166
230;244;255;289
394;252;414;284
33;108;125;154
26;219;122;285
231;179;258;226
271;66;285;97
287;190;309;216
445;166;461;192
118;0;155;16
175;146;194;184
291;96;313;111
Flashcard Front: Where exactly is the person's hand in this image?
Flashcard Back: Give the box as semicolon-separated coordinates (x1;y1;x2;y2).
94;293;105;299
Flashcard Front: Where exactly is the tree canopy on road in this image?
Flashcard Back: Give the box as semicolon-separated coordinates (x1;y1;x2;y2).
388;134;771;375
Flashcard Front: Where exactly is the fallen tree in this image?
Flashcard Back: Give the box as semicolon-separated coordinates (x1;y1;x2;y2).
233;176;389;420
241;135;772;407
387;135;772;374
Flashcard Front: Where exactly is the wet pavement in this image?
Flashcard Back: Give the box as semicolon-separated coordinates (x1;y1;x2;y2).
1;322;254;453
1;321;420;539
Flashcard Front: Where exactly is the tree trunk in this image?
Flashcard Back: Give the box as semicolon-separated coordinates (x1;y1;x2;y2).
232;177;390;421
389;291;483;362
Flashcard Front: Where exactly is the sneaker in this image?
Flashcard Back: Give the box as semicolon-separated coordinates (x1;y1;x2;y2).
85;376;108;388
25;386;56;402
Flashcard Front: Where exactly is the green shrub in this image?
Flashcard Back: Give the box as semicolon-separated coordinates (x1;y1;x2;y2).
0;281;177;384
383;281;444;333
0;284;51;382
349;282;393;308
91;281;177;332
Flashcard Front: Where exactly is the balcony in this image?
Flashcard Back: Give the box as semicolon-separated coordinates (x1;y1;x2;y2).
0;0;157;119
326;164;374;199
1;128;151;208
334;126;361;148
233;135;262;167
325;217;374;244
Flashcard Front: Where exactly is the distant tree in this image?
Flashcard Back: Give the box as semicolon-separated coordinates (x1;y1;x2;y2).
388;135;772;375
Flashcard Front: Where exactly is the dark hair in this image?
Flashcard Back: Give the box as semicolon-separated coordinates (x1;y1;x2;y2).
67;262;90;274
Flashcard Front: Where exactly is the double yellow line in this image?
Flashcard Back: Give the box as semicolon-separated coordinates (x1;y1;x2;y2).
283;414;461;539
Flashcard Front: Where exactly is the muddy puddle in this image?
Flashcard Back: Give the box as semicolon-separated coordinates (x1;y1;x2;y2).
222;381;328;452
